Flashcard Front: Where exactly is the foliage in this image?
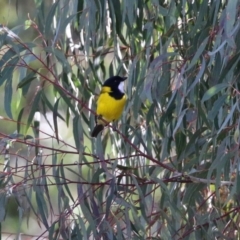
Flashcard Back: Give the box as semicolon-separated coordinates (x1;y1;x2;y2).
0;0;240;239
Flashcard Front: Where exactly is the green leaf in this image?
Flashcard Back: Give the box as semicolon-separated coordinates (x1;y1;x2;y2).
17;107;24;134
225;0;238;37
187;57;206;94
44;0;60;39
57;87;77;114
0;193;6;222
201;83;229;102
208;95;228;122
26;90;42;131
77;216;87;239
53;98;60;143
59;166;75;204
17;72;36;89
35;187;49;229
0;57;19;86
105;178;116;219
41;93;65;121
48;221;58;240
44;47;71;73
217;101;237;134
187;37;209;71
0;48;18;69
4;78;13;118
73;115;81;152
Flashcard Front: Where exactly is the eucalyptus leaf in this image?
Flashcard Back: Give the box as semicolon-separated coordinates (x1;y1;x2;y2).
201;83;229;102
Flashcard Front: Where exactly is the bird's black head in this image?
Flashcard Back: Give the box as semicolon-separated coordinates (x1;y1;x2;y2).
103;76;127;87
103;76;127;93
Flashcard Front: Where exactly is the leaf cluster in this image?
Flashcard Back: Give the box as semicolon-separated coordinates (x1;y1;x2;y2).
0;0;240;239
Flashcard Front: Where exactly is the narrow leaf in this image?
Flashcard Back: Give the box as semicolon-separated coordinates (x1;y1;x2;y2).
4;78;13;118
187;37;209;71
201;83;229;102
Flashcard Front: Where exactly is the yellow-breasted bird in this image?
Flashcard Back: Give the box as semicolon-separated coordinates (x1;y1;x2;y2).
91;76;127;137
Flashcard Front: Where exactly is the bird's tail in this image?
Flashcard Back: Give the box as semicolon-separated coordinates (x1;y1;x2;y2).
91;124;104;137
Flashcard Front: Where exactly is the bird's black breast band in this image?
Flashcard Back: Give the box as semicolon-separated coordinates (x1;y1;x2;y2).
109;90;124;100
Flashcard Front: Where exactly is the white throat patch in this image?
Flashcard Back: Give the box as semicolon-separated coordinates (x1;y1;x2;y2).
118;81;125;93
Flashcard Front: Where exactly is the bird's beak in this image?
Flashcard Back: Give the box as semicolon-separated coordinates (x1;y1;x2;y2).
122;77;127;81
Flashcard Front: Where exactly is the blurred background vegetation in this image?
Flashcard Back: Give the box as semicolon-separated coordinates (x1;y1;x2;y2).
0;0;240;239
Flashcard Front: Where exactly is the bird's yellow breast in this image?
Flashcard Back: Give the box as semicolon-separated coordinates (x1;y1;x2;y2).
96;86;126;123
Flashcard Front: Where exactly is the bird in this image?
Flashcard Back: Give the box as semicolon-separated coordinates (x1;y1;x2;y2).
91;76;127;137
